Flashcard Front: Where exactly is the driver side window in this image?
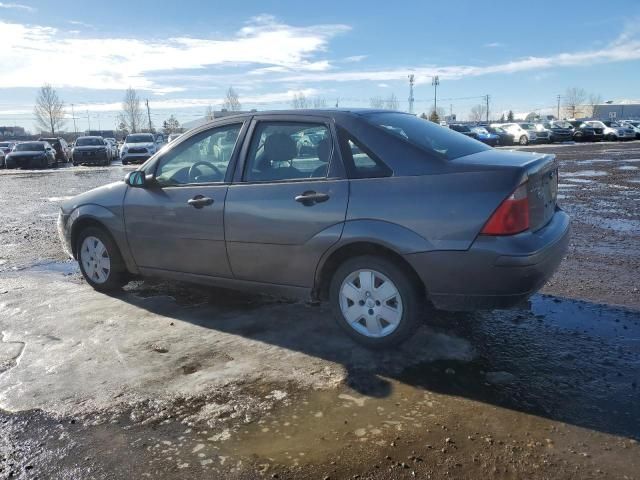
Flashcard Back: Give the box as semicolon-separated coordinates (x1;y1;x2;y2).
155;124;241;187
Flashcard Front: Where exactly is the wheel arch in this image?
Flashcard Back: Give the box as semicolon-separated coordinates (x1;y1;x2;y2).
313;241;427;301
70;216;113;259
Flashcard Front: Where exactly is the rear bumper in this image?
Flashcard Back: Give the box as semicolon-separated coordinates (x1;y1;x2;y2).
405;209;571;311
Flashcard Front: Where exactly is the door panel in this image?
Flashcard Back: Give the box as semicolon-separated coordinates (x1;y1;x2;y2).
225;180;349;286
124;185;231;277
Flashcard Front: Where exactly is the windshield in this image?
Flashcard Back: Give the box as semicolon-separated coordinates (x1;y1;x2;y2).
15;142;45;151
365;113;489;160
76;137;104;146
519;123;534;129
126;134;154;143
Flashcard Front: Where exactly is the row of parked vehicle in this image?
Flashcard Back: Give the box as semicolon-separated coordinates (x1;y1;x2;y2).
0;133;169;169
448;119;640;146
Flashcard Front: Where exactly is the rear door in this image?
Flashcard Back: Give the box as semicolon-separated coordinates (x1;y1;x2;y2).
123;122;246;277
225;116;348;287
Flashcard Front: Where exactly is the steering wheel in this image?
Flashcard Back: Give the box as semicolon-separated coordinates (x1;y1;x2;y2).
188;161;223;183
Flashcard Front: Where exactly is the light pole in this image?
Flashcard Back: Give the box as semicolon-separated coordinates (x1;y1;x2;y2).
408;74;415;114
432;75;440;115
71;103;77;138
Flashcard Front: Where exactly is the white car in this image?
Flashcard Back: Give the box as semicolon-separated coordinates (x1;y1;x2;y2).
492;123;536;145
619;120;640;139
104;138;119;159
120;133;160;165
585;121;636;141
519;122;550;143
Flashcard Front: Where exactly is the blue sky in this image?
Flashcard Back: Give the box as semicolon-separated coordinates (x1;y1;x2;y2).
1;0;639;131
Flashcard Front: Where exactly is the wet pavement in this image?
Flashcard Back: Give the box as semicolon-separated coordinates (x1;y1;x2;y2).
1;142;640;479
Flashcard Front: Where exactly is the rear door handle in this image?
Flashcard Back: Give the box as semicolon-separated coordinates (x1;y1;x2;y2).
294;191;330;206
187;195;214;209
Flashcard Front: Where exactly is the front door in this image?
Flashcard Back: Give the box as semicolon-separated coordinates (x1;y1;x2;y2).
123;123;243;277
225;119;348;287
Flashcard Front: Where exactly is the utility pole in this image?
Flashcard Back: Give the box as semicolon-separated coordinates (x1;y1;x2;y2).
485;94;490;123
71;103;77;138
557;95;561;119
86;110;91;132
97;112;101;132
408;74;415;114
145;99;153;132
450;104;453;120
432;76;440;114
335;98;339;108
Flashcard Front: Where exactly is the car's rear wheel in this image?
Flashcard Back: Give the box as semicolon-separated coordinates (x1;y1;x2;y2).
519;135;528;145
77;227;128;291
329;255;423;349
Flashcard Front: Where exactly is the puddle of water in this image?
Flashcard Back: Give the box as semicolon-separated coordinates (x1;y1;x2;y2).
618;166;639;171
564;178;595;183
582;217;640;233
18;260;79;275
561;170;608;177
558;183;576;189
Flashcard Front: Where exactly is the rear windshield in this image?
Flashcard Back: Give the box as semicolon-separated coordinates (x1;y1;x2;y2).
76;137;104;146
364;113;489;160
15;142;44;151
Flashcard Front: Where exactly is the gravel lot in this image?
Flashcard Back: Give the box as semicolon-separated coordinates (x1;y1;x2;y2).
1;142;639;479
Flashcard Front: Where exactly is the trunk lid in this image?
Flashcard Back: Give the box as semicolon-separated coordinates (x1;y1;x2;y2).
452;149;558;232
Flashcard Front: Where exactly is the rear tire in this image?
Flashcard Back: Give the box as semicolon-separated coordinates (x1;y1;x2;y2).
77;226;128;292
329;255;423;349
519;135;528;145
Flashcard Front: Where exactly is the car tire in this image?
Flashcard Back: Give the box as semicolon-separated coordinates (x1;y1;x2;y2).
519;135;528;145
76;226;128;292
606;134;617;141
122;159;128;165
329;255;423;349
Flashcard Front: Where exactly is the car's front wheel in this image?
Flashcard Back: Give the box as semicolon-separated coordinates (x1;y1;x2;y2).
329;255;423;349
519;135;528;145
77;227;128;291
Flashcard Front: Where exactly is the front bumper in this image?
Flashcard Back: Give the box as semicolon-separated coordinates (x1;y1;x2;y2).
405;209;571;311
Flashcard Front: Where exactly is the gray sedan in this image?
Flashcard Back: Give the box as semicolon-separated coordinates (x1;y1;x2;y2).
58;110;570;348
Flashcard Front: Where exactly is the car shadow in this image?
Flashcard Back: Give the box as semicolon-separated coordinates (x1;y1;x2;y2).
115;279;640;441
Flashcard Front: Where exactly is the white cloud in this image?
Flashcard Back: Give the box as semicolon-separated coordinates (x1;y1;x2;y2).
68;20;93;28
343;55;368;63
483;42;504;48
377;83;390;88
0;2;34;12
0;16;349;92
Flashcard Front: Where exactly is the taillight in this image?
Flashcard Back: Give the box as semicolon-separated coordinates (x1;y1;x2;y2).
481;182;529;235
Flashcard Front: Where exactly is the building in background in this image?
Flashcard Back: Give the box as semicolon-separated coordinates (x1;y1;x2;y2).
0;126;27;138
593;100;640;120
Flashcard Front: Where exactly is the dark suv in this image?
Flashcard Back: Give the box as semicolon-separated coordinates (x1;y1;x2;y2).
448;124;479;139
38;137;71;163
545;122;574;143
567;121;602;142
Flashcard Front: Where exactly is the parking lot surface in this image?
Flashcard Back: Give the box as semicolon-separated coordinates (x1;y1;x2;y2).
1;143;639;479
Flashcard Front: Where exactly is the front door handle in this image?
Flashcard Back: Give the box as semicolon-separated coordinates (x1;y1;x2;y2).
187;195;214;209
294;191;330;206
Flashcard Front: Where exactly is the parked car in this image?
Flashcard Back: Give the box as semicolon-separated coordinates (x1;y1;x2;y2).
38;137;71;163
494;123;535;145
586;121;636;141
470;126;500;146
544;121;574;143
485;126;514;146
0;149;4;168
448;124;479;139
72;136;111;166
104;138;119;159
518;123;549;143
58;110;570;348
120;133;159;165
619;120;640;139
0;141;17;156
567;121;602;142
5;141;57;169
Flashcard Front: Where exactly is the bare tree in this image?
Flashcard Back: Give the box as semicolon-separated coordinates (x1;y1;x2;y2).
34;84;66;135
469;104;488;122
563;87;587;119
370;96;385;108
587;93;602;118
205;105;215;121
223;87;242;111
162;115;181;134
313;97;327;108
291;93;309;109
385;93;399;110
118;87;145;133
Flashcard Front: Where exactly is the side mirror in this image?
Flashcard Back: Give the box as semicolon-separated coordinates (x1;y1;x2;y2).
125;170;156;188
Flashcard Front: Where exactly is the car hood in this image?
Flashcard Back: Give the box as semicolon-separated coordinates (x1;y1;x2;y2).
60;180;128;214
7;150;45;156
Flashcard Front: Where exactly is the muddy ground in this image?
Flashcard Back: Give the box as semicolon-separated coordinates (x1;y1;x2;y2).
0;141;639;479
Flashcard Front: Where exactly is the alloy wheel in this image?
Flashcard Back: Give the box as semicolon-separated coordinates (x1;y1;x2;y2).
339;269;403;338
80;236;111;284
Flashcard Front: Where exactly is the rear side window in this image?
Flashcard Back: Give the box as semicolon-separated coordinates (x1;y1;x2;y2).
364;112;489;161
337;127;392;179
